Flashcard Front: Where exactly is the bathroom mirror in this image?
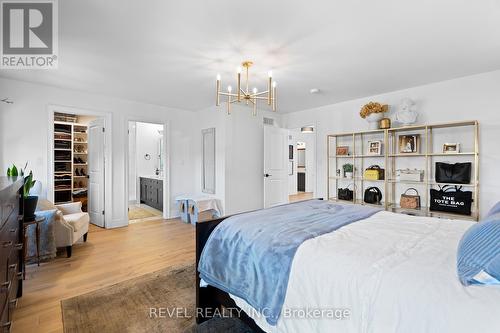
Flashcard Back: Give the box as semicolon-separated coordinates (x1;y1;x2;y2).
202;128;216;194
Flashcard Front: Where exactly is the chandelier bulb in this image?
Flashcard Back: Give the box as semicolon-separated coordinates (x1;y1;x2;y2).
272;81;277;88
268;71;273;78
253;87;258;94
216;74;221;81
227;85;232;93
237;67;242;74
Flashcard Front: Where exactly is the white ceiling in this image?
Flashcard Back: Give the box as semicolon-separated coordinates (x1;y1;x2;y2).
1;0;499;113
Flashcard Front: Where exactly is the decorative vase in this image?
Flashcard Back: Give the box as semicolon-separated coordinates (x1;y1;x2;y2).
24;195;38;221
345;172;353;179
379;118;391;129
366;113;384;130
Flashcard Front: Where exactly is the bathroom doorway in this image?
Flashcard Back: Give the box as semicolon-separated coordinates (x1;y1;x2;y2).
127;121;166;223
288;126;316;203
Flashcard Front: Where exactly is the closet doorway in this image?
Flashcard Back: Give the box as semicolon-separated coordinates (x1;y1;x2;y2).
127;121;166;224
288;126;317;203
49;110;110;228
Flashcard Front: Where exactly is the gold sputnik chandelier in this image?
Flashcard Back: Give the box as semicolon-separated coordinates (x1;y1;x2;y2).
216;61;277;115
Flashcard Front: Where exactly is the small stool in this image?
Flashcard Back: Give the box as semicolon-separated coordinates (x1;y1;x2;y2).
22;215;46;279
176;198;190;223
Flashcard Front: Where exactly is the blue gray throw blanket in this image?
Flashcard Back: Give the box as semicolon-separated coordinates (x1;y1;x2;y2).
198;200;381;325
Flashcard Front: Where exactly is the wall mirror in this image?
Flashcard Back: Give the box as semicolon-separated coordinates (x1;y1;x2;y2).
202;128;216;194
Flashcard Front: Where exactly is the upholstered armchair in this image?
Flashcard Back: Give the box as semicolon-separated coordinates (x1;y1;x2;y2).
54;202;89;257
37;199;90;257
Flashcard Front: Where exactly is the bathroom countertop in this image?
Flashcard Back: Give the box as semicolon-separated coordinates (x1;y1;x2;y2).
140;175;164;180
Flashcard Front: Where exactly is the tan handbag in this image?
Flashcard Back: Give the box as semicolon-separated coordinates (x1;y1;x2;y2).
400;188;421;209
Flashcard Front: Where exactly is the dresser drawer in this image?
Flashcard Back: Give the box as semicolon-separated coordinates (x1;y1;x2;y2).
0;303;9;333
0;189;18;230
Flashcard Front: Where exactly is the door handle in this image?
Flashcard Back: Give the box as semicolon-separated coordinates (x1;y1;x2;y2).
264;174;271;178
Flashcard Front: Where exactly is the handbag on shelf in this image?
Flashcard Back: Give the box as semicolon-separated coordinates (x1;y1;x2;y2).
429;185;473;216
364;187;382;204
364;165;385;180
435;162;471;184
400;188;421;209
396;169;424;182
338;184;355;201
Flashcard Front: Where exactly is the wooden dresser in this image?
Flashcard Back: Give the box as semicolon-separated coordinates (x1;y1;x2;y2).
0;177;24;332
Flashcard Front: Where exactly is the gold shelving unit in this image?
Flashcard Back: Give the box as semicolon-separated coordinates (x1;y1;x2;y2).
327;120;479;221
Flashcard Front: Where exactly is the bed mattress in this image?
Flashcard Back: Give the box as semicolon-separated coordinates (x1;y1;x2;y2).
230;211;500;333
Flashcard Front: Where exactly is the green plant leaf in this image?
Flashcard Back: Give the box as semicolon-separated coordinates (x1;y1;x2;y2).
11;164;18;177
7;167;11;176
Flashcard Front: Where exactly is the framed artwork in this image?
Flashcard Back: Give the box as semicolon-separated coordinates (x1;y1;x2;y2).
367;140;382;155
398;134;420;154
336;146;349;156
443;143;460;154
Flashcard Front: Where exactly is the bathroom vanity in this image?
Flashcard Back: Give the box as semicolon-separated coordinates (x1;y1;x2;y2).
139;176;163;211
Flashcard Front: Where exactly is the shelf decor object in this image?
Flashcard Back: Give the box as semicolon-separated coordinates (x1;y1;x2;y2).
395;98;418;126
359;102;388;130
327;120;480;221
215;61;277;115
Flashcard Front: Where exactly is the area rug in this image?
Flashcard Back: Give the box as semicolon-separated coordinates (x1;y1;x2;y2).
128;206;158;220
61;264;196;333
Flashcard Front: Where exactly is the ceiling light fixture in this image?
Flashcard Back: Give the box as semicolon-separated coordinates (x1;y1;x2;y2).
216;61;277;115
310;88;320;94
301;126;314;133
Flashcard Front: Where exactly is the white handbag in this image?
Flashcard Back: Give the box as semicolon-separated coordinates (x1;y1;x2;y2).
396;169;424;182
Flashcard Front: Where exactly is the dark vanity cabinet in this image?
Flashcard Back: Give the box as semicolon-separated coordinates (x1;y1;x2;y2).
139;177;163;211
297;172;306;192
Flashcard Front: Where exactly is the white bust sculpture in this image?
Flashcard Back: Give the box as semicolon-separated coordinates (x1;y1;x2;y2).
395;98;418;126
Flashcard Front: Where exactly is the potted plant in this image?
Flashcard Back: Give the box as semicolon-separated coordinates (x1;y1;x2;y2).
7;163;38;221
343;163;354;178
360;102;389;130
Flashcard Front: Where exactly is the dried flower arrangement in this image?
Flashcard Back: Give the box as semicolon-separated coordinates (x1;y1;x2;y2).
360;102;388;119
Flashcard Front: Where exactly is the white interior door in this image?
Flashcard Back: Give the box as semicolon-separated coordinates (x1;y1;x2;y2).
264;126;289;208
88;118;105;227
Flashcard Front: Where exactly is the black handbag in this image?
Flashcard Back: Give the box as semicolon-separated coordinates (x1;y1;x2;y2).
435;162;471;184
430;185;473;216
364;187;382;204
338;184;354;201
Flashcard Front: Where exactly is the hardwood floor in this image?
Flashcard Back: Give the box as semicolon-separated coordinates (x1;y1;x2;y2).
289;192;314;202
12;218;195;333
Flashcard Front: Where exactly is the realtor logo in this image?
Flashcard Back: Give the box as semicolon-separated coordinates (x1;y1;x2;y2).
1;0;58;69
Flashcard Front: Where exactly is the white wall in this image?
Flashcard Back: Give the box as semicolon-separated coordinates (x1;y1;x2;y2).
0;77;195;227
135;122;163;178
282;70;500;217
193;103;282;215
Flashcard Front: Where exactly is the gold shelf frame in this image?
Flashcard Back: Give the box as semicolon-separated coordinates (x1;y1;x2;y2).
326;120;480;221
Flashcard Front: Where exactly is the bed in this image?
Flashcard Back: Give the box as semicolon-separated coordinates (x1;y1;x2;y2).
196;199;500;333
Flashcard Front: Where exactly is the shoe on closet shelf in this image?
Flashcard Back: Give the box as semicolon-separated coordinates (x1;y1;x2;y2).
80;168;86;176
75;169;80;176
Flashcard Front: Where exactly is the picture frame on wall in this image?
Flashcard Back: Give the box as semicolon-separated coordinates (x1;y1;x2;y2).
443;143;460;154
367;140;383;155
336;146;349;156
398;134;420;154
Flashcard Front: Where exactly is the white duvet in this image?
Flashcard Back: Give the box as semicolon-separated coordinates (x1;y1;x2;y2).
230;211;500;333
